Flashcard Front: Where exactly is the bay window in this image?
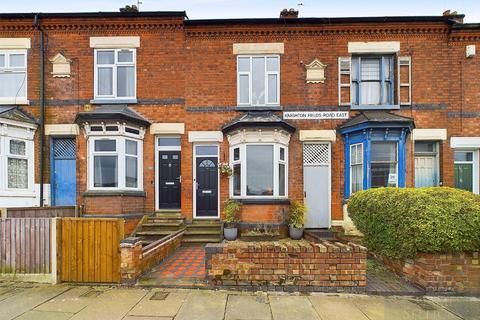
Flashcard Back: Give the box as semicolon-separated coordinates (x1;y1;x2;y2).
237;55;280;106
87;124;143;191
94;49;136;99
350;143;363;194
0;50;27;103
340;111;413;198
370;142;398;188
230;143;287;198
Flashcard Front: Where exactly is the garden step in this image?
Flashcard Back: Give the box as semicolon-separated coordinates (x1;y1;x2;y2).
137;230;184;236
182;236;221;244
146;220;184;226
184;230;222;236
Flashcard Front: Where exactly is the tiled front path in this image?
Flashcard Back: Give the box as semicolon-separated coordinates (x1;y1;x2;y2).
139;245;206;287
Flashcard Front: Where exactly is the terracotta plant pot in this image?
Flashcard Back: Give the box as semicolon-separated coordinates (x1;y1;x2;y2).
289;226;304;240
224;227;238;241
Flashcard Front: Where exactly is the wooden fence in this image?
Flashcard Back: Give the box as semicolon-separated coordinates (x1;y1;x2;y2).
3;206;77;218
0;218;57;283
60;218;124;283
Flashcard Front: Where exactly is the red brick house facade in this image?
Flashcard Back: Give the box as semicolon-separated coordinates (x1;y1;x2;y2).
0;11;479;233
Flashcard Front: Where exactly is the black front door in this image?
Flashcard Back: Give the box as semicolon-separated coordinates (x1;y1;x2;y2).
158;151;181;209
196;157;218;217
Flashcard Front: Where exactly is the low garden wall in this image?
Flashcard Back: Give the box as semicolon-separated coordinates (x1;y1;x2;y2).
348;187;480;295
205;240;367;292
375;252;480;294
120;230;183;283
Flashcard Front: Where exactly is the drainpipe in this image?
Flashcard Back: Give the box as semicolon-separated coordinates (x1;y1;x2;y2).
34;14;45;207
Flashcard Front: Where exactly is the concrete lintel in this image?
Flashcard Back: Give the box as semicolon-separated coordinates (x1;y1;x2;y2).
150;123;185;135
299;130;336;142
188;131;223;143
233;43;284;55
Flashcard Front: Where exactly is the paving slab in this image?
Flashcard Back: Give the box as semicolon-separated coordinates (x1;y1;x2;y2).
123;317;172;320
428;297;480;320
0;285;70;320
127;289;188;317
68;288;148;320
225;294;272;320
175;290;227;320
14;310;73;320
35;286;100;313
309;295;369;320
353;296;461;320
269;295;320;320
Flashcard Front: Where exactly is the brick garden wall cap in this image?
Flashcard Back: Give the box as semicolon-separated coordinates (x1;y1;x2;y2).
214;239;365;253
120;237;142;246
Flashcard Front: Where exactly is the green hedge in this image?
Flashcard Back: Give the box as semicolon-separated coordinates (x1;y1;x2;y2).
348;187;480;259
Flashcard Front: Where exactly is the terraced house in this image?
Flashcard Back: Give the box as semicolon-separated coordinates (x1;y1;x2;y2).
0;9;479;239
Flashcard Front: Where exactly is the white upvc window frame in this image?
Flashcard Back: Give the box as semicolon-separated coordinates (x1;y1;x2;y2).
350;143;364;194
88;135;143;191
453;149;479;194
229;142;288;199
0;50;28;104
237;55;280;107
93;48;136;100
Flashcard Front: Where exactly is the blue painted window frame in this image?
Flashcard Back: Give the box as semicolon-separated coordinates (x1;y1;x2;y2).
343;125;409;199
351;55;398;110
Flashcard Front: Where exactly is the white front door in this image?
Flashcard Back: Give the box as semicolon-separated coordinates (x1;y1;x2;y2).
415;156;437;187
303;143;331;229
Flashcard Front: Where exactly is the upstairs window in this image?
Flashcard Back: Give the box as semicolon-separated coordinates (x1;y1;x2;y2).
94;49;136;99
352;55;394;107
237;56;280;106
0;51;27;103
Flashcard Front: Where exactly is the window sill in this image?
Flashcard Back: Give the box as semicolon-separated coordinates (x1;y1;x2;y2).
90;99;138;105
236;198;290;205
0;99;30;106
235;105;282;111
83;190;146;197
351;104;400;110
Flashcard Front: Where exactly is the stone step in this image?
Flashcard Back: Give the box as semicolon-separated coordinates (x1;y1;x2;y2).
182;236;222;244
137;229;184;236
146;220;184;226
184;230;222;236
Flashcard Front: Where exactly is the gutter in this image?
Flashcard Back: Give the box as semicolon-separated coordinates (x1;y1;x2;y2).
34;14;45;207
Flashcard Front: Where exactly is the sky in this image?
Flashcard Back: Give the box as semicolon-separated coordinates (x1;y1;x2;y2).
2;0;480;23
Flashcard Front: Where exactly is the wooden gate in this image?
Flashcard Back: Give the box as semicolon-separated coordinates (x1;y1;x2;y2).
60;218;124;283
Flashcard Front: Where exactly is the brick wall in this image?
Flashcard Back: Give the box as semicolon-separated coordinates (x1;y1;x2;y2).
1;15;479;225
375;252;480;294
205;240;367;292
119;231;183;283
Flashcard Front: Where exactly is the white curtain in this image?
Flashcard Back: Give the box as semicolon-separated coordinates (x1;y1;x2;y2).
98;67;113;96
8;158;28;189
117;66;135;97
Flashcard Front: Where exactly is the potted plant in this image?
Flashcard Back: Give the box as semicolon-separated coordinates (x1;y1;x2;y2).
223;199;241;241
288;200;307;240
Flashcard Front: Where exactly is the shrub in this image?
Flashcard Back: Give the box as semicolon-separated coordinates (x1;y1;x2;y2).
224;199;241;228
288;200;306;228
348;187;480;259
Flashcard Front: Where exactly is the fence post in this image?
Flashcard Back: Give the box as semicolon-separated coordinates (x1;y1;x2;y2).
0;208;7;219
51;218;58;283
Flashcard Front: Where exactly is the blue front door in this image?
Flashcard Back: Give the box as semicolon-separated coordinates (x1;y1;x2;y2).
51;138;76;206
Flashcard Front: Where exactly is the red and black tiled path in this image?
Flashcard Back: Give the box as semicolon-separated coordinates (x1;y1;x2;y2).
138;245;206;287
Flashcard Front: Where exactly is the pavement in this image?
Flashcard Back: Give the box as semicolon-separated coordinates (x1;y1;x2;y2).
0;283;479;320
